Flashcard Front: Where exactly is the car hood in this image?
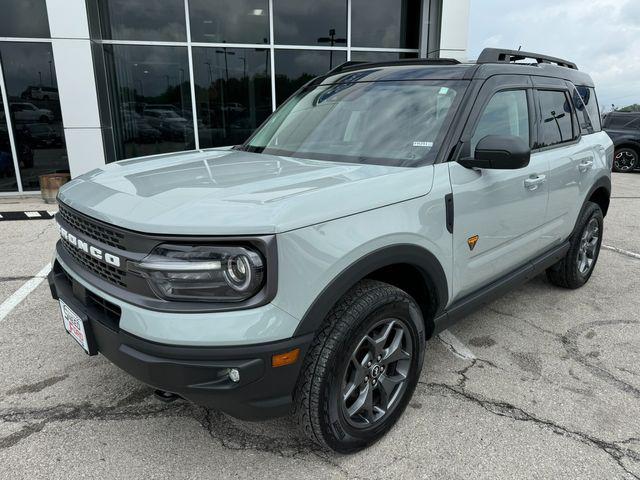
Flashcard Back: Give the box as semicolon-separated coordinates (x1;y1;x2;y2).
58;149;434;235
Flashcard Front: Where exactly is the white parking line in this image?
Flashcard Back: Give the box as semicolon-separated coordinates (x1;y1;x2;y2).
602;244;640;260
438;330;477;361
0;263;51;323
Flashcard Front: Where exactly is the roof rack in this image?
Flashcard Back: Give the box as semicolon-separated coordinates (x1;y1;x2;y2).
327;58;461;75
477;48;578;70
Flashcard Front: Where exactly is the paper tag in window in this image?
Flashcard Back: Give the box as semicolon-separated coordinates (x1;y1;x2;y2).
413;141;433;147
439;87;450;95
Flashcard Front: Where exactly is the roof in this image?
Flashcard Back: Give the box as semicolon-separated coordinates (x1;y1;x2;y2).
319;48;595;88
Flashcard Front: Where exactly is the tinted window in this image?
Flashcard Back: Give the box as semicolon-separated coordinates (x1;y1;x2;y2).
189;0;269;44
0;95;18;192
349;51;418;63
98;0;186;41
273;0;347;46
245;81;465;167
274;50;346;105
193;47;271;148
351;0;420;49
603;114;640;130
576;86;601;132
0;0;50;38
538;90;574;148
472;90;529;154
0;42;69;191
103;45;194;160
572;88;594;135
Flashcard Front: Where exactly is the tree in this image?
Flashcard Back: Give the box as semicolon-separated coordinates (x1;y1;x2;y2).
617;104;640;112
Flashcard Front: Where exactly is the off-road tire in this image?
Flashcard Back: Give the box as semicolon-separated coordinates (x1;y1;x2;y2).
293;279;425;453
546;201;603;289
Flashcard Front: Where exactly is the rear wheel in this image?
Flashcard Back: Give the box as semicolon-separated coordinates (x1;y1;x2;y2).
294;280;425;453
546;202;603;289
613;147;638;172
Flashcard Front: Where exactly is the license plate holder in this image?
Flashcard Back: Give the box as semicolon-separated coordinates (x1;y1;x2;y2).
59;299;98;356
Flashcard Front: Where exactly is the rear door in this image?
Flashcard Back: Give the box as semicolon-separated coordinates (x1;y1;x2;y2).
532;78;599;247
449;75;550;301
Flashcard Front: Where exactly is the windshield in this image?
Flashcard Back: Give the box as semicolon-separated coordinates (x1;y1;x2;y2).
242;80;467;167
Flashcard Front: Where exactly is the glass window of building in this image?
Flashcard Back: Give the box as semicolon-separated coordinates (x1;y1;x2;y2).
351;0;421;49
273;0;347;46
0;95;17;192
0;0;50;38
98;0;186;42
102;45;194;160
189;0;269;45
350;51;418;63
193;47;271;148
275;50;346;105
0;42;69;191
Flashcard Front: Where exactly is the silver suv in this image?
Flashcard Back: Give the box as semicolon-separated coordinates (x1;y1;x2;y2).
49;49;613;453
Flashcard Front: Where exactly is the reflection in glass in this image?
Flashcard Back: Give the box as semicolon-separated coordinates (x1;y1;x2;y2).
275;50;346;105
351;0;420;49
98;0;186;41
103;45;194;160
0;42;69;191
0;95;17;192
350;51;418;63
189;0;269;44
0;0;50;38
193;47;271;148
273;0;347;46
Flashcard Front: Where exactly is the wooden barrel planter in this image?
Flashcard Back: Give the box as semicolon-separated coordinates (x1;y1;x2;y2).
40;173;70;204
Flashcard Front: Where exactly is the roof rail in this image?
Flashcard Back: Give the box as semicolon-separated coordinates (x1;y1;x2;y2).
477;48;578;70
327;58;461;75
326;61;368;75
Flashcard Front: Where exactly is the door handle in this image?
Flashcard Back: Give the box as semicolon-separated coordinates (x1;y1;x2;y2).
578;160;594;172
524;174;546;191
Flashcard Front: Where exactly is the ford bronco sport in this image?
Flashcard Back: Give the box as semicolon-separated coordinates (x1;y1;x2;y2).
48;48;613;452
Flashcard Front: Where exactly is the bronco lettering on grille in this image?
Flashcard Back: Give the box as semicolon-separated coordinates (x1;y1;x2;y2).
58;225;122;268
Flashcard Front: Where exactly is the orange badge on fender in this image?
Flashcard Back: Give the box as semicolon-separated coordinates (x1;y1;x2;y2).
467;235;479;251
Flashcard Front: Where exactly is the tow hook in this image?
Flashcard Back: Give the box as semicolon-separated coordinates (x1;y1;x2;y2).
154;389;181;403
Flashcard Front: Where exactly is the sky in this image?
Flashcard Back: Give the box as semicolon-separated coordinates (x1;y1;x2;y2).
468;0;640;111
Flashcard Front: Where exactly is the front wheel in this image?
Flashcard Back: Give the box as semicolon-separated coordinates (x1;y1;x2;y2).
546;202;603;289
294;280;425;453
613;147;638;172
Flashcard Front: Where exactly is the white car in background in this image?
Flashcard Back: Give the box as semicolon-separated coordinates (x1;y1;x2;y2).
10;102;54;123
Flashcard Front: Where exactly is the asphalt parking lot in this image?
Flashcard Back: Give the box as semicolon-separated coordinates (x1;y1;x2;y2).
0;173;639;479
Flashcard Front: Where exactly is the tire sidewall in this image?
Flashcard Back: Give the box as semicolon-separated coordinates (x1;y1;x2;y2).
571;203;604;284
319;295;425;453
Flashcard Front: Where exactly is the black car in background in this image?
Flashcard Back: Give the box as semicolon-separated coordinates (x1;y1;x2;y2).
602;112;640;172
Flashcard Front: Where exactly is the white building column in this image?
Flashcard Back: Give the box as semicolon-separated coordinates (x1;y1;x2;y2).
46;0;106;177
439;0;470;61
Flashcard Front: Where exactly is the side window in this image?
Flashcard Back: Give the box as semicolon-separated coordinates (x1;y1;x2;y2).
471;90;530;154
576;86;602;132
572;88;594;135
538;90;574;148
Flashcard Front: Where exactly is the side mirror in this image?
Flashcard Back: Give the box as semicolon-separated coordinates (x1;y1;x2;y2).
458;135;531;170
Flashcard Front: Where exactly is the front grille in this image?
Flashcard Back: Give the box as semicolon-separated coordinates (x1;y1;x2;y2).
58;204;125;249
61;239;127;288
55;261;121;331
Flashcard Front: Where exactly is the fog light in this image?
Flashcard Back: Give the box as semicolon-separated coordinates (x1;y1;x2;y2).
229;368;240;383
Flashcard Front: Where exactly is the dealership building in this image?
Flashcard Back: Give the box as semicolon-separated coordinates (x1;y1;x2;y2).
0;0;469;195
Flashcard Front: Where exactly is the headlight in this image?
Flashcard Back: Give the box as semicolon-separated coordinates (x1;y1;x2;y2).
129;244;265;302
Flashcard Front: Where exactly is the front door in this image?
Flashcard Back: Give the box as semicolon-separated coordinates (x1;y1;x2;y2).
449;76;549;302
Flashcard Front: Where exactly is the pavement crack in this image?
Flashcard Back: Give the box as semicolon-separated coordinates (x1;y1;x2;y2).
562;320;640;399
6;375;68;396
421;381;640;479
0;389;197;450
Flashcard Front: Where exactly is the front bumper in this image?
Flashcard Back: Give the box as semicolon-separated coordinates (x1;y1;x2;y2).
48;260;313;420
